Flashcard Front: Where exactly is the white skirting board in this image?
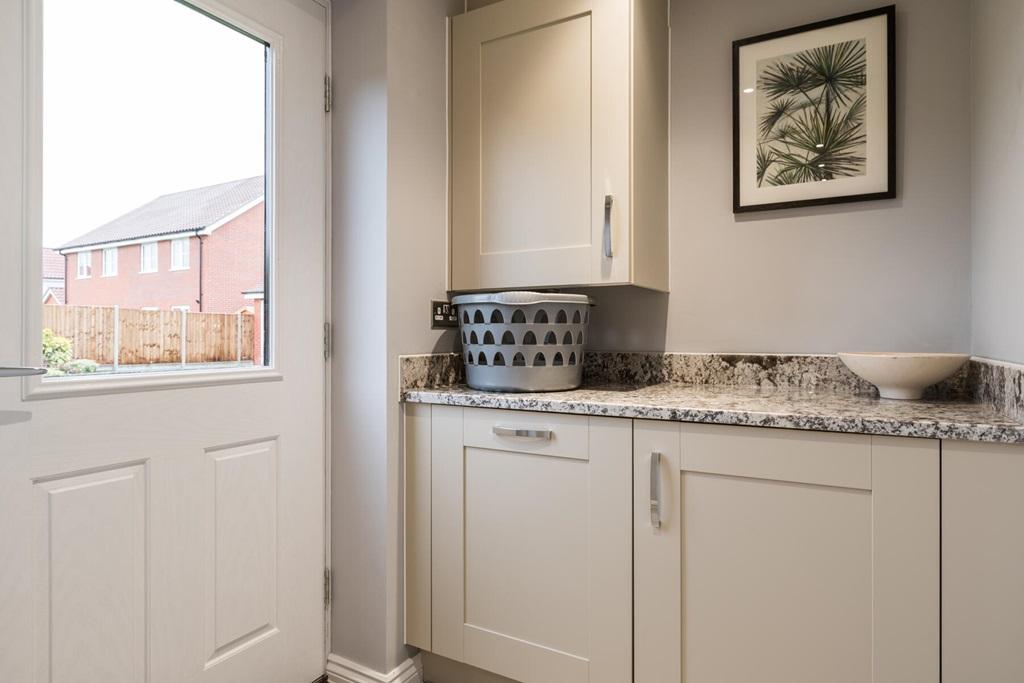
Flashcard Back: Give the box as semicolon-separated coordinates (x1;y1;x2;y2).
326;653;423;683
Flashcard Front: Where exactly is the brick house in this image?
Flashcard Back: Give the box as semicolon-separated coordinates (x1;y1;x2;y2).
59;176;264;316
42;247;65;304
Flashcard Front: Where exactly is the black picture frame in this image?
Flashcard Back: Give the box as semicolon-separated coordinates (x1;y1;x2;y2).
732;5;896;213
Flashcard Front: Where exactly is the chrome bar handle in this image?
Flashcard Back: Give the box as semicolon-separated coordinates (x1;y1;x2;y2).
492;426;553;440
650;451;662;529
603;194;614;258
0;366;47;378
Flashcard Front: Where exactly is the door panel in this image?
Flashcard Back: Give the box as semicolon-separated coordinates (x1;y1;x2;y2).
205;440;279;667
464;447;590;656
35;463;148;683
479;15;592;256
680;471;872;683
0;1;327;681
634;423;940;683
450;0;630;290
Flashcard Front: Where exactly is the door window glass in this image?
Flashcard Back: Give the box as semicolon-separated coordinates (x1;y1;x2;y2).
42;0;269;378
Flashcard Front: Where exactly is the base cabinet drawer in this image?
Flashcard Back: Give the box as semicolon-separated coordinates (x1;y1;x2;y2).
634;422;940;683
405;405;632;683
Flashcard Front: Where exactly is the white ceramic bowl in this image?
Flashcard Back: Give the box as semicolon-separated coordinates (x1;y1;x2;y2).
838;352;970;400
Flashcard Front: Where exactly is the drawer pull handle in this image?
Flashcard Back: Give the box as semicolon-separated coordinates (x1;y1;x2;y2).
603;194;614;258
650;451;662;529
492;426;552;440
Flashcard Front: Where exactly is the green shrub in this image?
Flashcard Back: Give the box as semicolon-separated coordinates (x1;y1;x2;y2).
64;359;98;374
42;328;72;368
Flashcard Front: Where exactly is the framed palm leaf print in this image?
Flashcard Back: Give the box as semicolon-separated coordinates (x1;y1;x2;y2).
733;6;895;213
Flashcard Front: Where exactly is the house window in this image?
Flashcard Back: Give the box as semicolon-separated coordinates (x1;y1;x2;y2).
140;242;158;273
102;247;117;276
171;305;190;312
76;250;92;278
170;237;190;270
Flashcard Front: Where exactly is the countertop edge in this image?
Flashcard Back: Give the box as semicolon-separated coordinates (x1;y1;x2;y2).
403;388;1024;445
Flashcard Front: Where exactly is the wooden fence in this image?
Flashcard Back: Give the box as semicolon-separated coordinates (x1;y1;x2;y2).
43;305;256;366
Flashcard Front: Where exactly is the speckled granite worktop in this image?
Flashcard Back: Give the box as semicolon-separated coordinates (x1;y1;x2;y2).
403;382;1024;444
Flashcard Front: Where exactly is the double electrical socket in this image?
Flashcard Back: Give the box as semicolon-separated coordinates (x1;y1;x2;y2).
431;300;459;329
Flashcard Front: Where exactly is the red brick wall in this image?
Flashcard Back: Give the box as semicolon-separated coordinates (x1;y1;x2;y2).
65;239;200;310
63;202;264;315
202;203;265;314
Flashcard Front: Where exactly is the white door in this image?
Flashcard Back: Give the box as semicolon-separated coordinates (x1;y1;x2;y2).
449;0;630;291
0;0;328;681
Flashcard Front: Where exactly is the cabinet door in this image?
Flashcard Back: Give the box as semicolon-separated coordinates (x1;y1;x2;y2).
432;407;631;683
450;0;630;290
942;441;1024;683
634;422;939;683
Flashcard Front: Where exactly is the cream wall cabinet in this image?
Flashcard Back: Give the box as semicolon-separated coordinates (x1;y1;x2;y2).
942;441;1024;683
405;405;632;683
633;422;941;683
449;0;668;291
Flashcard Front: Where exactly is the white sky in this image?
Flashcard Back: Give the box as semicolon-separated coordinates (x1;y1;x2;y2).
43;0;265;248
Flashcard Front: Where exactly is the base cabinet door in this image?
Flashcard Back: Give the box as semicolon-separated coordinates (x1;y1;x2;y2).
430;406;632;683
634;422;940;683
942;441;1024;683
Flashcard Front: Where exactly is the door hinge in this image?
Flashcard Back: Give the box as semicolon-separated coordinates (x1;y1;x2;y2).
324;75;332;113
324;567;331;609
323;322;331;360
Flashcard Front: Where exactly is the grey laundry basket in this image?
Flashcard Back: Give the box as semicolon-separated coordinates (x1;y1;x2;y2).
452;291;593;392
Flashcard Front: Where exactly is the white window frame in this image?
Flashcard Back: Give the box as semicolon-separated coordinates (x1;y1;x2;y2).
170;237;190;270
102;247;117;276
170;305;191;312
140;241;158;273
76;250;92;278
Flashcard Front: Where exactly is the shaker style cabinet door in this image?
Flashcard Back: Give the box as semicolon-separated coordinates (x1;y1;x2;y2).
450;0;668;291
427;406;632;683
942;440;1024;683
633;422;940;683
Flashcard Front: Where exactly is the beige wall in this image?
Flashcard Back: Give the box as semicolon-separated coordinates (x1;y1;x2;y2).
331;0;460;675
330;0;390;672
970;0;1024;364
385;0;463;672
579;0;973;355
